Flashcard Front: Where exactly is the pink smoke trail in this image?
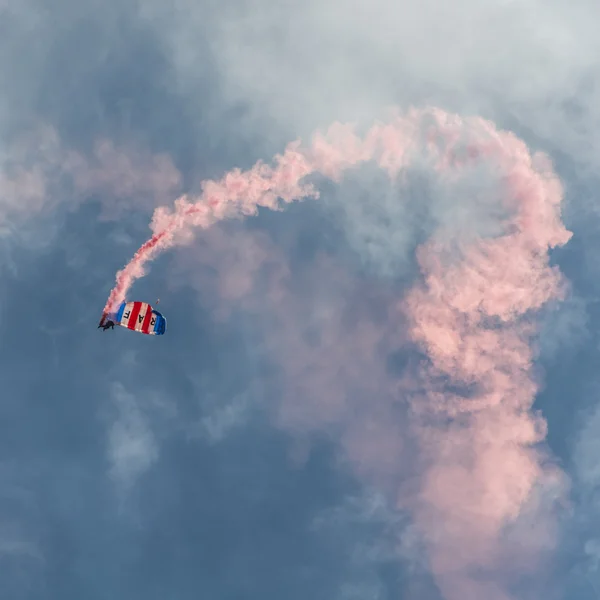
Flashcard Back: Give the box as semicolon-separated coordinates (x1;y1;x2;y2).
105;109;568;315
104;107;488;311
103;106;571;598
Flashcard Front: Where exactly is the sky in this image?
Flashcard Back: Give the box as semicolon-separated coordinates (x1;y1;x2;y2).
1;0;600;599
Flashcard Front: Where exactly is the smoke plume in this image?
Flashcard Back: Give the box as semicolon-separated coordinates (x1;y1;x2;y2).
104;106;571;599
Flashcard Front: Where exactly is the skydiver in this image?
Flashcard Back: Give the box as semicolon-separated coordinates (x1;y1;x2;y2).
99;320;115;330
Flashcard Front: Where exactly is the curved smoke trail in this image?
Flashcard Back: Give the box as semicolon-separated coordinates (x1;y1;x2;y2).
103;106;572;599
103;106;528;311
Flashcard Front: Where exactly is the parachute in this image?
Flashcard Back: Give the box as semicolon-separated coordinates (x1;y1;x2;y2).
98;301;166;335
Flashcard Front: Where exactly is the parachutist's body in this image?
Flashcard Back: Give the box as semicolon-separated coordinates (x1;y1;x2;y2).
99;320;115;330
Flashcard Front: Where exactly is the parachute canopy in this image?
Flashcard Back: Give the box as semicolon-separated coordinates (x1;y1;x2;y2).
112;301;166;335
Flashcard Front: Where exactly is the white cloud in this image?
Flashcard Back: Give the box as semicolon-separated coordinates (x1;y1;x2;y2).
184;374;261;444
538;292;590;362
142;0;599;171
0;538;41;560
106;383;159;494
0;120;182;250
311;489;435;599
196;391;253;443
573;397;600;489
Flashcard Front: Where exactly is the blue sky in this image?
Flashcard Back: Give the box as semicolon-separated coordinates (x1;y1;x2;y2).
2;1;600;599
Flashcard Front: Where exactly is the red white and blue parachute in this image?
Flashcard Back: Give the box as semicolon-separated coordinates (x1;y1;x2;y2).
98;301;166;335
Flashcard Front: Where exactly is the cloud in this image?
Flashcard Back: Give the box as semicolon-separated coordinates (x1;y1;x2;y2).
0;2;184;241
573;392;600;490
187;385;259;444
65;137;182;217
106;383;158;495
0;124;63;234
0;122;182;246
311;490;413;600
0;538;41;560
144;0;599;163
537;291;590;362
564;393;600;597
